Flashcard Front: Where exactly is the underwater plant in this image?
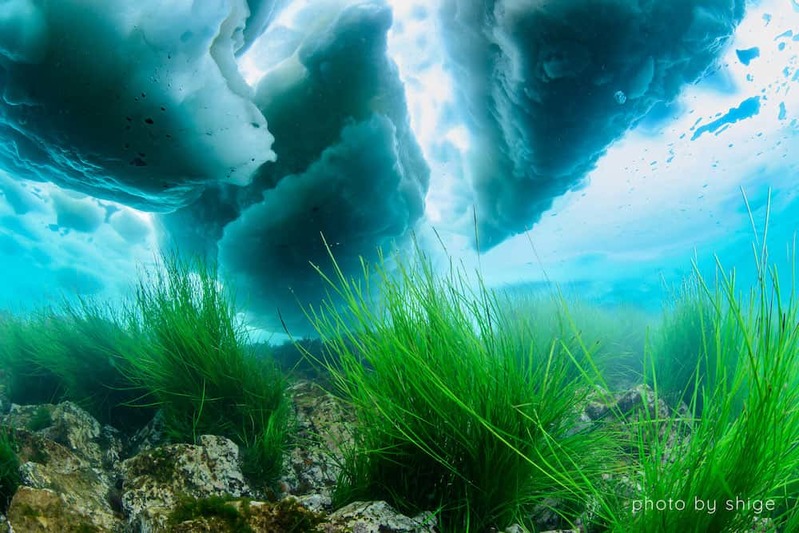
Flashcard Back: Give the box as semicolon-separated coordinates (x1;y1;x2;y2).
0;314;65;406
121;254;291;486
41;301;156;429
0;301;156;431
36;302;153;430
647;278;745;416
497;289;651;390
619;226;799;530
305;242;618;531
0;429;20;513
169;495;253;532
0;253;291;486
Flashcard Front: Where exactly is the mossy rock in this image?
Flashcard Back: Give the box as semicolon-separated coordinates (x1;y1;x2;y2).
170;495;251;532
123;446;178;484
246;498;325;532
169;496;325;533
27;406;54;432
7;487;101;533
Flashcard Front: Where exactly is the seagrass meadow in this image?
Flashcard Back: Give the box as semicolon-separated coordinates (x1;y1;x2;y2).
1;218;798;531
1;0;799;531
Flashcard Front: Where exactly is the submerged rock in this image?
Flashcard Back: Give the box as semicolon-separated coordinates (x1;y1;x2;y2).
322;500;437;533
279;380;353;508
120;435;251;532
2;404;122;532
7;486;107;533
167;496;327;532
3;402;123;472
0;379;8;416
0;383;476;531
127;410;168;457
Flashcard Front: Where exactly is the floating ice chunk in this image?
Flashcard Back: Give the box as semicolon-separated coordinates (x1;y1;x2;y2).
0;0;48;63
0;0;276;211
627;57;655;99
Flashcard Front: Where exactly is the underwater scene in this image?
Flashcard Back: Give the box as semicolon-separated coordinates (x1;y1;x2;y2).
1;0;799;531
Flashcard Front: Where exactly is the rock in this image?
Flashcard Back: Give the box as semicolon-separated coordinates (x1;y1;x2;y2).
584;395;610;421
612;385;691;463
127;410;168;456
579;384;691;459
616;385;669;417
2;402;124;531
165;496;326;532
279;380;353;505
240;497;327;532
530;498;568;532
2;404;58;433
0;378;8;416
502;528;578;533
6;486;111;532
3;402;123;473
322;500;437;533
120;435;251;532
296;492;332;513
8;429;120;531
